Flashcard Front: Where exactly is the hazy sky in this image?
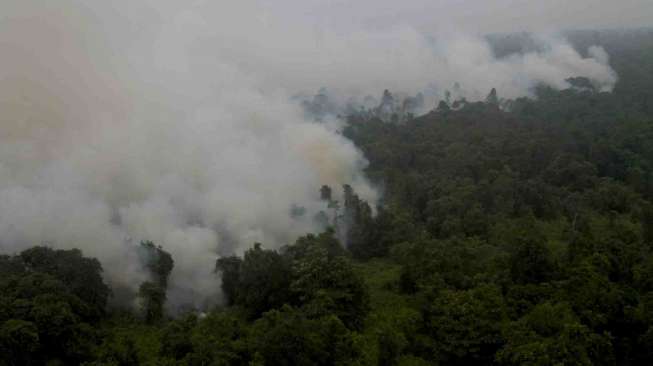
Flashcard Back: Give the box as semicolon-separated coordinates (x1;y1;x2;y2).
279;0;653;34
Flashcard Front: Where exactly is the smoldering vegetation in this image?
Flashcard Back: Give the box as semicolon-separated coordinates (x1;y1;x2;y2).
0;0;619;312
3;1;653;365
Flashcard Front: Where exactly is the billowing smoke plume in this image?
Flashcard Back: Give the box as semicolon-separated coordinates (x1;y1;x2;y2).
0;1;616;310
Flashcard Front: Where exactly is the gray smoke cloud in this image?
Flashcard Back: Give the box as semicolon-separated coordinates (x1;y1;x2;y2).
0;0;618;310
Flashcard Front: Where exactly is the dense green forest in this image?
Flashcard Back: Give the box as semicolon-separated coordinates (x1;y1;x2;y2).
3;29;653;365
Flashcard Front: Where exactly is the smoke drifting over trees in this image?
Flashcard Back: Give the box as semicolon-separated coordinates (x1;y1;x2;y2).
0;0;620;310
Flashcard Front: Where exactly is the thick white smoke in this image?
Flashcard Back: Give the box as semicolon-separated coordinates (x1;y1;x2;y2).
0;0;616;310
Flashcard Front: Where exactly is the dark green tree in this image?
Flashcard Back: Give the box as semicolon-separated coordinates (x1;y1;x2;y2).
138;282;166;324
249;305;361;366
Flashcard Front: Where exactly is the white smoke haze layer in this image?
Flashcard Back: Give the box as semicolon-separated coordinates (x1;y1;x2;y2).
0;0;617;311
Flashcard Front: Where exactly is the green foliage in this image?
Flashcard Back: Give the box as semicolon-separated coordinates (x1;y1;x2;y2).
289;235;369;330
505;220;556;285
215;256;243;306
0;319;39;365
89;333;140;366
159;313;197;361
19;246;110;319
182;310;250;365
497;302;614;366
339;35;653;363
87;313;165;366
216;231;369;331
249;305;362;366
423;285;508;365
135;241;174;325
223;243;293;318
139;282;167;325
355;259;421;366
0;247;109;365
395;236;500;293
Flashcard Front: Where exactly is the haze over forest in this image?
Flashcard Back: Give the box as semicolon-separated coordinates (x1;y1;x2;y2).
1;1;653;365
